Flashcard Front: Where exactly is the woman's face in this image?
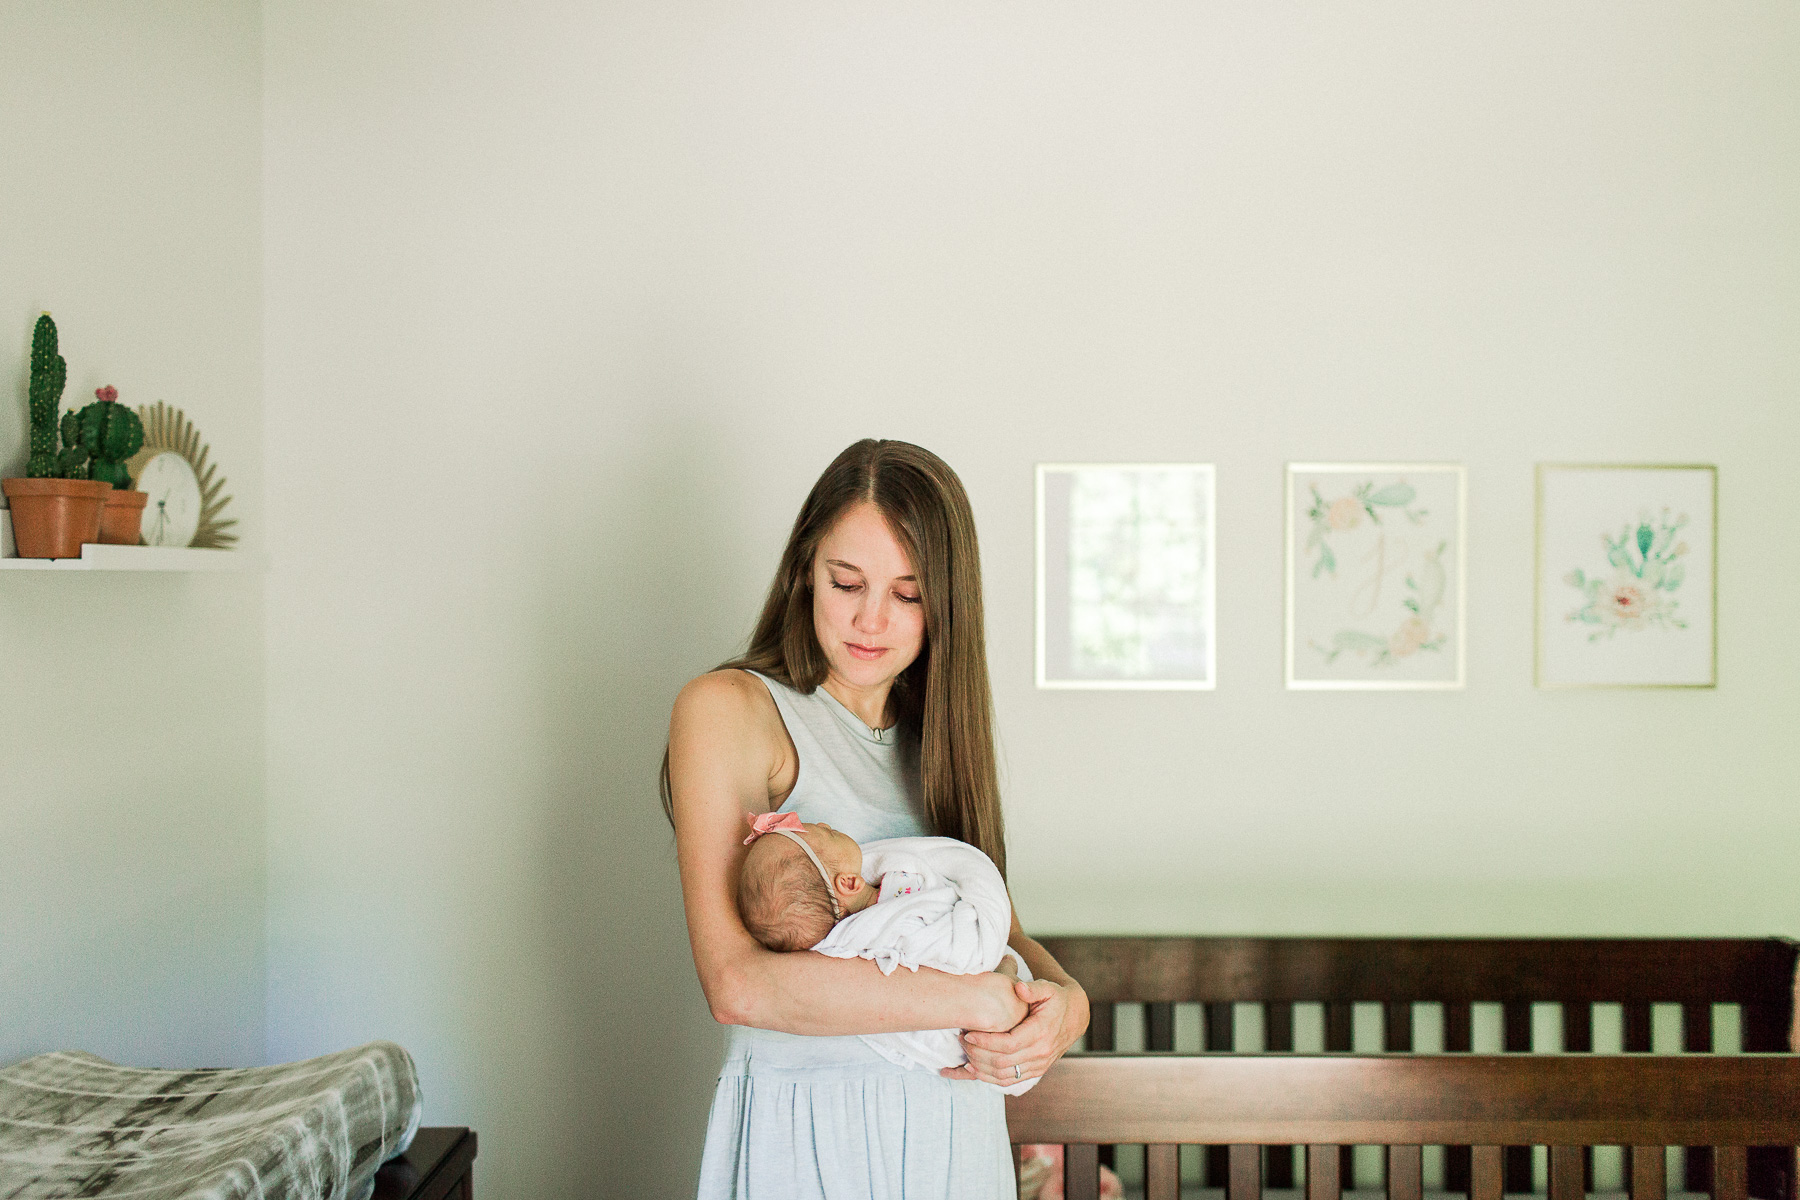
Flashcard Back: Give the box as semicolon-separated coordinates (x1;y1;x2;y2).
811;501;925;696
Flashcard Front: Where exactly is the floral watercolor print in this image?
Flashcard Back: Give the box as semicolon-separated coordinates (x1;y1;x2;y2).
1037;464;1215;689
1564;511;1690;640
1537;465;1716;688
1287;464;1465;689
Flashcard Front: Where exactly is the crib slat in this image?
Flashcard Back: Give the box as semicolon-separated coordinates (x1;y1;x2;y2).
1203;1002;1237;1187
1742;998;1793;1200
1388;1144;1423;1200
1264;1002;1296;1189
1682;1002;1712;1052
1743;1000;1788;1051
1684;1142;1714;1188
1557;1002;1597;1190
1323;1002;1357;1186
1086;1003;1115;1052
1682;1003;1715;1193
1200;1000;1233;1185
1563;1001;1593;1052
1325;1002;1353;1051
1084;1004;1118;1180
1307;1144;1341;1200
1208;1002;1235;1050
1266;1146;1296;1191
1446;1146;1472;1196
1444;999;1474;1194
1713;1145;1748;1200
1629;1145;1666;1200
1472;1145;1503;1200
1445;1002;1472;1052
1623;1006;1658;1200
1384;1003;1413;1052
1502;1144;1532;1190
1503;1001;1530;1051
1445;1001;1474;1197
1502;1002;1532;1193
1065;1143;1100;1200
1265;1002;1294;1051
1147;1002;1175;1052
1146;1144;1179;1200
1231;1143;1262;1200
1549;1145;1583;1200
1208;1145;1233;1186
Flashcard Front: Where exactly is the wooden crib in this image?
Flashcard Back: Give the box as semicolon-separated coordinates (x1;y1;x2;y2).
1008;937;1800;1200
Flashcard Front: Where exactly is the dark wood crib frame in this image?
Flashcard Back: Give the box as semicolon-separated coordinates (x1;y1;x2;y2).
1008;937;1800;1200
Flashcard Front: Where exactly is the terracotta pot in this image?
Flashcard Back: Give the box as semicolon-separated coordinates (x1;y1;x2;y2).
99;487;149;545
1;477;112;558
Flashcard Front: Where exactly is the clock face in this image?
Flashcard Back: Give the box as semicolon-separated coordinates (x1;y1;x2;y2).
135;452;202;547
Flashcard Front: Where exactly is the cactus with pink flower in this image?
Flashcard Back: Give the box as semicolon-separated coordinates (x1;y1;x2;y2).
66;385;145;490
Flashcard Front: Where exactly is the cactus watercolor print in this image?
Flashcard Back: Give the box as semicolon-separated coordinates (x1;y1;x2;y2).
1563;511;1689;640
1286;464;1465;690
1536;465;1716;688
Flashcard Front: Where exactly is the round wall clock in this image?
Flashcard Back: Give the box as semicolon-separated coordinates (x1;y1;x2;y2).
135;451;201;547
126;402;237;549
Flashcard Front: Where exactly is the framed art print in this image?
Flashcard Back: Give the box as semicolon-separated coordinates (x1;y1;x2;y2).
1286;463;1466;690
1036;463;1215;689
1535;464;1716;688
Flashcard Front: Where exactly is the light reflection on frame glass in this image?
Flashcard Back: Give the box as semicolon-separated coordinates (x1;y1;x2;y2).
1036;463;1216;690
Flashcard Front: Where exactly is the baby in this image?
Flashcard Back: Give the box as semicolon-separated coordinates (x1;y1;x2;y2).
736;810;1037;1094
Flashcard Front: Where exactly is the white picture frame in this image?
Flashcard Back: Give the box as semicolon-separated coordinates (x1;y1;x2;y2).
1285;463;1467;690
1535;463;1717;689
1035;463;1216;690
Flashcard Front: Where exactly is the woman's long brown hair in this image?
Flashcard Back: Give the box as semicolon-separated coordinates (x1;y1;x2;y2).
661;439;1007;877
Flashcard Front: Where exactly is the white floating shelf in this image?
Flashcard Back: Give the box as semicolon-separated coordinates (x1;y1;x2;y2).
0;544;262;572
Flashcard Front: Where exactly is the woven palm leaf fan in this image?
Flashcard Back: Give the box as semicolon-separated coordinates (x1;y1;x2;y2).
133;401;237;549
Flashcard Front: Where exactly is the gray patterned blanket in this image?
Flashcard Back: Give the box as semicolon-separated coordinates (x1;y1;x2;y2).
0;1041;421;1200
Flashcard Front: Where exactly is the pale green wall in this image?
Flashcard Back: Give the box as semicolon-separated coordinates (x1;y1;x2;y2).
260;3;1800;1197
0;2;266;1068
4;2;1789;1196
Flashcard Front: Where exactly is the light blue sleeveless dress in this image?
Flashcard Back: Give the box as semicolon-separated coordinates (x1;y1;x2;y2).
695;671;1015;1200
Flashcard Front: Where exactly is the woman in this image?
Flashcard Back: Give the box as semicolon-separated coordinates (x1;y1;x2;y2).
664;439;1090;1198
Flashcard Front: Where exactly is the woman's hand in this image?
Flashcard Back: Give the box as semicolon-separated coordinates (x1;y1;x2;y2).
941;976;1087;1087
961;970;1031;1035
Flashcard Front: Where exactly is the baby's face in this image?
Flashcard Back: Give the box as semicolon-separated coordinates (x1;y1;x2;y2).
800;821;863;879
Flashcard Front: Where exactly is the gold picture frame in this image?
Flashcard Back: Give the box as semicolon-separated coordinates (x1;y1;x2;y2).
1284;462;1467;691
1035;462;1217;690
1534;463;1717;689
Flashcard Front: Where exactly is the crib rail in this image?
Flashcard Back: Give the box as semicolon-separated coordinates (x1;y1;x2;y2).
1038;937;1799;1005
1007;1053;1800;1200
1040;937;1800;1054
1041;935;1799;1195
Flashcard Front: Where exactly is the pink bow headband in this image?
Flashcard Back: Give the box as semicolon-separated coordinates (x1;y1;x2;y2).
743;810;803;844
743;811;843;919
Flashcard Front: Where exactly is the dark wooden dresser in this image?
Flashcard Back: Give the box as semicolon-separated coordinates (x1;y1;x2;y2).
372;1127;478;1200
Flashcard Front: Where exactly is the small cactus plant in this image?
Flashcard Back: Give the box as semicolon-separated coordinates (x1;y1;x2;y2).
56;410;90;478
70;386;144;490
25;314;67;478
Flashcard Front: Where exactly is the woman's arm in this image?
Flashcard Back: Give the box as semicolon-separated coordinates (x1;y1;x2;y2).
670;671;1028;1037
940;902;1090;1086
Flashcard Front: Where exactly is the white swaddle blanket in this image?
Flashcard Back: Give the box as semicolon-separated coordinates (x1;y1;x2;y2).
811;835;1039;1096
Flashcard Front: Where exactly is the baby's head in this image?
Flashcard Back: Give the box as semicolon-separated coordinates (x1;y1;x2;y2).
738;812;876;951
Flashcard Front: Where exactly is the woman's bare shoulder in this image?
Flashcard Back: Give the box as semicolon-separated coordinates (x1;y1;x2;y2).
671;669;784;750
670;669;793;813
